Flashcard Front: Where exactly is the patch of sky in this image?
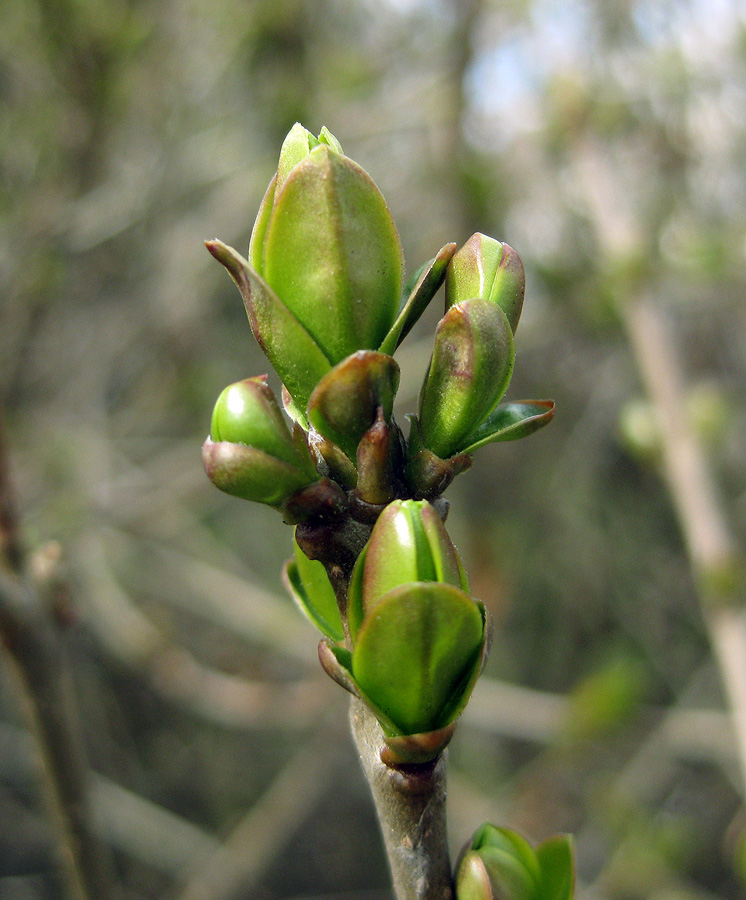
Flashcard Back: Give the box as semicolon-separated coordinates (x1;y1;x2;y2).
367;0;444;16
466;0;592;124
634;0;740;58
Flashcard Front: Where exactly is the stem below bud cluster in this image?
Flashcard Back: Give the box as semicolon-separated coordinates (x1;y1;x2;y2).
349;698;453;900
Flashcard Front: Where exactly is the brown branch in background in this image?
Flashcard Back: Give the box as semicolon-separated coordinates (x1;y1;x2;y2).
574;134;746;799
444;0;485;241
0;406;118;900
0;411;24;574
621;298;746;794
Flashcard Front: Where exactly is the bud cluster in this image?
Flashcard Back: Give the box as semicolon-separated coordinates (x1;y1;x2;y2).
202;124;555;763
288;500;490;763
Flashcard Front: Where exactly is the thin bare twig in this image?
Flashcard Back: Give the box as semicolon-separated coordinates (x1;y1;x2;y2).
622;297;746;794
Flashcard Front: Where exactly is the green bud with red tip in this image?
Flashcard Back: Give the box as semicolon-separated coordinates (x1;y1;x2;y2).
446;233;525;333
416;299;516;461
203;377;346;521
409;235;554;476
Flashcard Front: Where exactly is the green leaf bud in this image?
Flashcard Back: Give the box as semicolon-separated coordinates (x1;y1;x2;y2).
207;125;404;411
261;142;403;367
446;234;525;333
210;377;315;472
417;299;515;460
348;499;468;638
307;350;400;461
351;582;484;737
456;825;575;900
203;377;336;515
275;123;318;196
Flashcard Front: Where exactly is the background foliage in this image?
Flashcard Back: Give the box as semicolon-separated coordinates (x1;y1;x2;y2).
2;0;746;897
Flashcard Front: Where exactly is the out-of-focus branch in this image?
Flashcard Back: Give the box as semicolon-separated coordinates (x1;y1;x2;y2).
0;411;117;900
621;298;746;793
176;706;344;900
575;135;746;796
461;674;736;767
0;720;220;874
444;0;485;241
0;413;23;574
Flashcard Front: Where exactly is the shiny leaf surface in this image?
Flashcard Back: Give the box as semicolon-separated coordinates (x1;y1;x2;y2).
446;234;525;333
379;242;457;354
263;145;403;365
419;299;515;459
205;239;333;410
459;400;555;454
351;582;483;736
283;536;344;642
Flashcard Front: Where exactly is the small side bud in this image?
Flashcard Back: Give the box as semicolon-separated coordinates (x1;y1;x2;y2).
354;407;397;506
446;234;525;333
204;377;342;520
417;300;515;460
455;825;576;900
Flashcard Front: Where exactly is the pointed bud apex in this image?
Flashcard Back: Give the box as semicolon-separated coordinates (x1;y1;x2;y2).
211;125;404;410
456;852;494;900
275;123;318;195
354;407;397;506
446;234;525;333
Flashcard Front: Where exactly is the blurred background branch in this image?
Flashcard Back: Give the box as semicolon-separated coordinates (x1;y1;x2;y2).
622;297;746;794
0;416;118;900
